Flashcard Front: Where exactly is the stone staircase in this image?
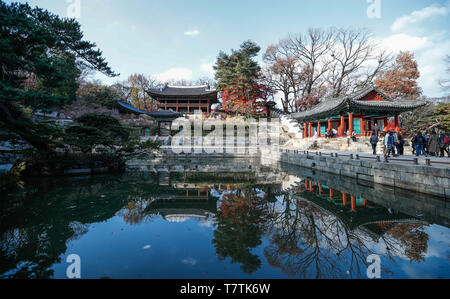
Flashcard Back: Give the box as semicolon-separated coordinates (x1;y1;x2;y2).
271;108;304;146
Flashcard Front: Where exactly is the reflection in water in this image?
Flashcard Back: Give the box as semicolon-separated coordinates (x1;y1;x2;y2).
0;168;448;279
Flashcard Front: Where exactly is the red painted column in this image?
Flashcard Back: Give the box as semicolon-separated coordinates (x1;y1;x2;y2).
339;116;345;136
305;179;308;191
319;184;323;194
360;117;365;136
351;196;356;211
329;189;333;200
304;123;307;138
309;181;313;192
394;115;400;131
342;192;347;206
328;120;332;132
349;113;354;135
363;199;367;207
308;123;312;138
317;122;321;137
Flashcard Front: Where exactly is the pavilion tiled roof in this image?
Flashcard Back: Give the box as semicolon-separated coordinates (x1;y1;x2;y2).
116;100;181;120
291;86;427;122
147;85;218;99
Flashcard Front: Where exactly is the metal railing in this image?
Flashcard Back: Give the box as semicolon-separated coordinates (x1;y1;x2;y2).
279;148;450;167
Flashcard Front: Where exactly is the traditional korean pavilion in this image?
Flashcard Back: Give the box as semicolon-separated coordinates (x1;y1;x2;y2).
116;100;181;136
147;84;219;114
292;86;427;138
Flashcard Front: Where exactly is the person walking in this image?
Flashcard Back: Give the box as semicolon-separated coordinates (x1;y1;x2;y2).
383;132;388;156
411;135;416;155
439;133;449;157
393;131;399;156
444;134;450;157
373;123;380;136
397;132;405;155
428;131;440;157
386;131;396;157
424;132;431;155
413;132;427;157
370;132;379;155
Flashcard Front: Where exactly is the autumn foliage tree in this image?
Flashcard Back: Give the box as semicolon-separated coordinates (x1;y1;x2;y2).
262;28;392;113
375;51;422;100
214;41;272;116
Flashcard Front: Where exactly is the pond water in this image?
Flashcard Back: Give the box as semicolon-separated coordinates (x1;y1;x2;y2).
0;164;449;279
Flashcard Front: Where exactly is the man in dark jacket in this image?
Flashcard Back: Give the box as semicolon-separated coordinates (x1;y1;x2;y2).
414;132;427;157
386;131;396;157
370;133;378;155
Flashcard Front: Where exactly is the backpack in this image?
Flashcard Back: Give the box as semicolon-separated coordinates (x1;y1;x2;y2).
444;136;450;144
415;135;425;145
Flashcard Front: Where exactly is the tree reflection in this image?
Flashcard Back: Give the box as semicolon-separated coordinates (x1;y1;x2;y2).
382;224;429;263
212;188;273;274
263;190;431;278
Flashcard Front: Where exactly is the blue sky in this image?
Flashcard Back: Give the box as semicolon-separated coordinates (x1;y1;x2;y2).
9;0;450;97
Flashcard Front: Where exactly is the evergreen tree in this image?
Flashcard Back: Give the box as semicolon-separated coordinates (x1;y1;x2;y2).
0;1;118;151
214;41;271;115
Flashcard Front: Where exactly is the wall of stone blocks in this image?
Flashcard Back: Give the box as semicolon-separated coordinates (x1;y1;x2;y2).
260;149;450;199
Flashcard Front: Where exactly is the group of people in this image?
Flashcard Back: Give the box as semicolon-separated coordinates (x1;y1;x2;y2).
370;131;405;157
411;132;450;157
369;130;450;157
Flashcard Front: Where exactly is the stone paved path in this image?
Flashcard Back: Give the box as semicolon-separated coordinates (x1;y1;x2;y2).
283;148;450;168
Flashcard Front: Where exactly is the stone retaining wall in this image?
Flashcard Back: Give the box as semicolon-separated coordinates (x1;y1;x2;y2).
261;149;450;198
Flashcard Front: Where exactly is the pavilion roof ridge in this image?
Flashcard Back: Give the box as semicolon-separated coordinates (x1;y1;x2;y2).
166;84;210;89
290;86;426;122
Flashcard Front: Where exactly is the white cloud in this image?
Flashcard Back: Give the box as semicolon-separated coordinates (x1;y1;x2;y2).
391;4;449;32
154;68;193;82
184;29;200;37
181;258;197;266
377;34;428;53
200;63;214;74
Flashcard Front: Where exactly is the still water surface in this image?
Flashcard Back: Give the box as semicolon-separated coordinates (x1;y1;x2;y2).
1;167;449;279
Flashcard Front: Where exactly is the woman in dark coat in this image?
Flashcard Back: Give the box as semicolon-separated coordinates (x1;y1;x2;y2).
428;132;440;156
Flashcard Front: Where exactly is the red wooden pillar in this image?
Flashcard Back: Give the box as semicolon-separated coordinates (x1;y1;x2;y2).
328;120;332;132
349;113;354;135
319;184;323;194
339;116;345;136
309;181;313;192
342;192;347;206
363;199;367;207
351;196;356;211
360;116;365;136
394;115;400;131
317;122;321;137
329;189;333;200
304;123;307;138
308;122;312;138
305;179;308;191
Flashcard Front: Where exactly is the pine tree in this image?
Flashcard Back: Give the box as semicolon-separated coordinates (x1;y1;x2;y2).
0;1;117;151
214;41;271;115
